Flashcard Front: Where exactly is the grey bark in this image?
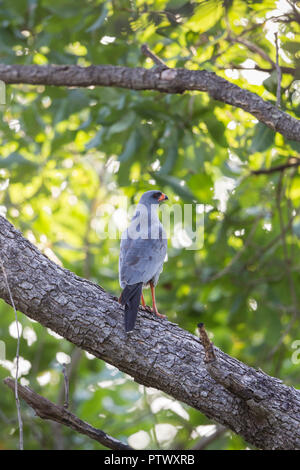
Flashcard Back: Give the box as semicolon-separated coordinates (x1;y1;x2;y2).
0;215;300;450
0;63;300;142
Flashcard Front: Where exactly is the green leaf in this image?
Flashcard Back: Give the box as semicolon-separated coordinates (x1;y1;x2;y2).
250;122;275;153
263;71;277;96
160;143;178;175
86;5;108;32
285;139;300;153
118;129;141;162
282;41;300;54
159;128;179;175
205;116;228;148
152;174;195;201
108;111;136;135
85;129;105;150
0;152;38;181
188;173;214;203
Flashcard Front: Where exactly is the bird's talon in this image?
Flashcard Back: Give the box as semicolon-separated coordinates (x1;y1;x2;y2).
152;309;166;319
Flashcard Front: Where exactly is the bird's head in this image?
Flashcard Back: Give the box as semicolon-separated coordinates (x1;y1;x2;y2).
138;190;169;207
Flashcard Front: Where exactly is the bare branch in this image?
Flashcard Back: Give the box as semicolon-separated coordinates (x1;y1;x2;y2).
251;157;300;175
62;364;69;409
275;33;282;108
242;208;300;271
0;63;300;142
217;64;296;75
274;172;299;336
197;323;216;363
3;377;132;450
192;425;227;450
141;44;169;69
227;34;276;68
208;215;261;281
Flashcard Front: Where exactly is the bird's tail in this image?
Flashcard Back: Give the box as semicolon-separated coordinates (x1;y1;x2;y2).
119;283;143;333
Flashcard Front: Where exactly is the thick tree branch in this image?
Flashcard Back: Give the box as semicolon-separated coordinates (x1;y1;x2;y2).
0;215;300;450
3;377;132;450
0;63;300;142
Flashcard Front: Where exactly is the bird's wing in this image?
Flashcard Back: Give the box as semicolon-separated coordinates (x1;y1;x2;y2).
119;228;131;287
119;227;167;287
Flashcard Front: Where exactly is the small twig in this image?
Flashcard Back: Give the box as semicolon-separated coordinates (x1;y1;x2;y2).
3;377;132;450
275;33;282;108
209;215;261;281
269;172;299;361
251;157;300;175
142;386;160;449
192;425;227;450
276;173;298;312
62;364;69;409
227;34;276;68
197;323;216;363
241;208;300;273
0;259;23;450
141;43;169;69
57;347;82;407
217;64;296;75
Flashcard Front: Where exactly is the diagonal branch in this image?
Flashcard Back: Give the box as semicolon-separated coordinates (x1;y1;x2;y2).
141;43;169;69
0;63;299;142
0;215;300;450
217;64;296;75
274;33;282;108
192;424;227;450
227;34;276;68
3;377;132;450
251;157;300;175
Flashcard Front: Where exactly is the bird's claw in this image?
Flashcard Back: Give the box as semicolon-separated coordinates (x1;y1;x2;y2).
141;304;166;318
152;308;166;319
142;304;152;313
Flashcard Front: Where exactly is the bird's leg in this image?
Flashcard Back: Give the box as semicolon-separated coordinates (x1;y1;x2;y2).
150;282;166;319
141;293;152;312
118;293;122;304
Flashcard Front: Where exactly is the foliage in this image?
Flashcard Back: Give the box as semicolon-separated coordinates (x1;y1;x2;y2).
0;0;300;450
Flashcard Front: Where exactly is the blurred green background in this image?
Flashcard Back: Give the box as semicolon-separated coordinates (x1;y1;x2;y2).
0;0;300;450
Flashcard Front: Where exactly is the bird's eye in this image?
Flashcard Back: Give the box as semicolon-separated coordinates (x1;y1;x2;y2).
153;192;161;199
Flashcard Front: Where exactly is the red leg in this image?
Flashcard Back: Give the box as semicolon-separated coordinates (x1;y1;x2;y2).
150;282;166;319
141;293;146;307
118;293;122;304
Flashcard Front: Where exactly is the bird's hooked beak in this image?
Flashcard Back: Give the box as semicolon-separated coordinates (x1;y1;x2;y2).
158;193;168;202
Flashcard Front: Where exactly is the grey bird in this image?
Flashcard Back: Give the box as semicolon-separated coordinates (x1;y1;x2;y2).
118;190;168;332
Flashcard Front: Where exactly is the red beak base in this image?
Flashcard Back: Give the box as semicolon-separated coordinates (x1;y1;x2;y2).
158;193;168;202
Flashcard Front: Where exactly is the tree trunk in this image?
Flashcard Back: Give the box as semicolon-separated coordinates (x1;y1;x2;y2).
0;215;300;450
